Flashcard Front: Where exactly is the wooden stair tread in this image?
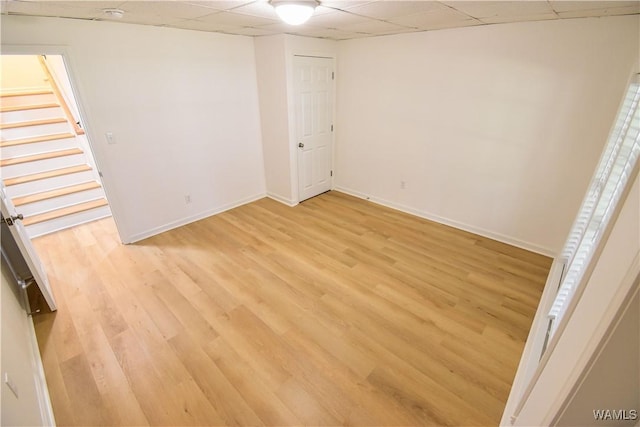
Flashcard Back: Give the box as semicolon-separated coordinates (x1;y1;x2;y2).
0;117;67;130
0;103;60;113
1;132;75;147
1;89;53;97
22;198;109;226
0;148;83;167
3;164;92;186
14;181;101;206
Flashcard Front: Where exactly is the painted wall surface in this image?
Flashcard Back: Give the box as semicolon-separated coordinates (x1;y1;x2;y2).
1;15;266;243
0;55;47;89
1;261;46;426
46;55;82;124
255;35;293;204
335;15;639;254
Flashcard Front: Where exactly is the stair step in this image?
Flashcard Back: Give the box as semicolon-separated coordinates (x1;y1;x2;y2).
23;198;109;226
1;132;75;147
0;103;60;113
0;122;72;146
0;107;66;124
14;181;101;206
0;117;67;129
17;186;106;217
4;167;96;199
4;164;93;187
0;89;54;98
25;203;111;238
0;148;83;167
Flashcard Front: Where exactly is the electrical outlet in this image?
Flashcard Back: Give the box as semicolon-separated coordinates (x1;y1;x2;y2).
185;195;191;204
400;181;406;189
105;132;116;144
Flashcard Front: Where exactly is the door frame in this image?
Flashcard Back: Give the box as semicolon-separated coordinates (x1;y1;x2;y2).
286;52;336;204
292;54;335;202
2;44;126;243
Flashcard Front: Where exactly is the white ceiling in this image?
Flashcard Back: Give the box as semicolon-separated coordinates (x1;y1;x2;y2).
1;0;639;40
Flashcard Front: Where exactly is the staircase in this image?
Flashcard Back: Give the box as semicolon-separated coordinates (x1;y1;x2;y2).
1;67;111;238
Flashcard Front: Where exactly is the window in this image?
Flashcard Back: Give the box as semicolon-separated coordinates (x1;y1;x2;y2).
547;75;640;341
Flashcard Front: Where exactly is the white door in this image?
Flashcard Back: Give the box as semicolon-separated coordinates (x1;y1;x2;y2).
294;56;334;202
0;183;56;311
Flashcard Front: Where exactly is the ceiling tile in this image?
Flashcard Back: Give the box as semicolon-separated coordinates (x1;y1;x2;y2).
389;7;482;30
347;1;448;20
110;13;181;26
443;1;556;19
307;10;372;27
196;9;278;25
230;1;279;19
49;1;126;10
226;26;279;35
118;1;216;20
293;27;355;38
549;1;640;13
5;1;104;19
481;12;559;24
312;5;342;16
167;18;245;32
375;26;423;35
185;1;255;11
557;5;640;18
1;0;639;41
339;19;412;34
320;1;374;11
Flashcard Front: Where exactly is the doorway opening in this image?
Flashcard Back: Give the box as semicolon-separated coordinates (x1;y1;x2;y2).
1;54;111;239
294;55;334;203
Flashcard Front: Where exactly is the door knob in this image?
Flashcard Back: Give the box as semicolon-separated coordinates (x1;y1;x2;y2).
1;214;23;226
298;143;304;148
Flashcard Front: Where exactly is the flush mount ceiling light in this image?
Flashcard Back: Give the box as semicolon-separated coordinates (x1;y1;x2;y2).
269;0;319;25
102;8;125;19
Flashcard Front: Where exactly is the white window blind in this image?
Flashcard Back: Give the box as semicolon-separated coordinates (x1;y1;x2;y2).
548;77;640;340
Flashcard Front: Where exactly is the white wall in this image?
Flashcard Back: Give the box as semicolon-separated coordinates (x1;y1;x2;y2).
1;260;49;426
1;15;266;243
46;55;82;125
335;15;640;255
255;35;336;205
0;55;47;89
255;35;293;205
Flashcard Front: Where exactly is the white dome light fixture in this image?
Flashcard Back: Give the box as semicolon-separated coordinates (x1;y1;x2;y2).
269;0;319;25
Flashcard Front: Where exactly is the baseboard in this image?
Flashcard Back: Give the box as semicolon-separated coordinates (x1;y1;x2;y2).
125;193;267;244
333;186;555;257
266;192;298;207
333;186;369;201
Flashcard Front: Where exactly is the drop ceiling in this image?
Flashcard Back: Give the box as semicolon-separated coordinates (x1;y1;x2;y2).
1;0;639;40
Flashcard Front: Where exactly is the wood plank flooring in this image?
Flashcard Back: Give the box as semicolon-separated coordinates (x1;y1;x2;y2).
31;191;552;426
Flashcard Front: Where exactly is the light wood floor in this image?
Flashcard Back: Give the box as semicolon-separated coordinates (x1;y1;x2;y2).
32;191;552;426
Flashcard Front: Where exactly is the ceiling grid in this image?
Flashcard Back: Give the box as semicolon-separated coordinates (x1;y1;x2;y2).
1;0;639;39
